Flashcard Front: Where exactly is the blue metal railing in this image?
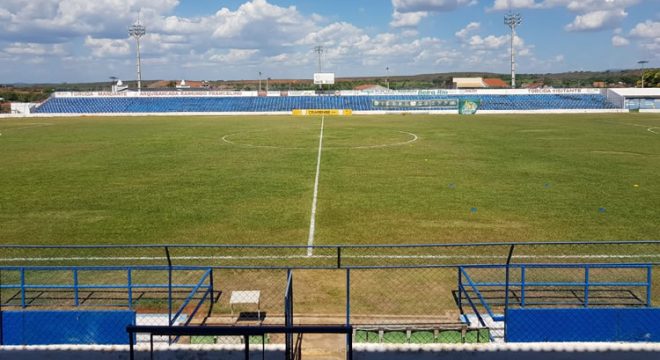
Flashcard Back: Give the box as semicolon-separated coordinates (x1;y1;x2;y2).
0;265;213;311
458;263;653;325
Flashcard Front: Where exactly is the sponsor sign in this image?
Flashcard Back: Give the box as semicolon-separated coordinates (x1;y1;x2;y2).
372;99;458;109
313;73;335;85
458;99;480;115
292;109;352;116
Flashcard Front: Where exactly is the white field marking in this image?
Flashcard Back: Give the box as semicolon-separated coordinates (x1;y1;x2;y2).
307;116;325;257
2;254;659;263
349;131;418;149
221;130;419;150
618;122;660;135
0;122;53;136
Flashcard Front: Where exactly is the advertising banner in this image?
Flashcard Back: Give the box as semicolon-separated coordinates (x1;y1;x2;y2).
458;99;481;115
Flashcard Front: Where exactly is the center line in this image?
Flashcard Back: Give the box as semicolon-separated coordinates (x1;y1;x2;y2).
307;116;325;256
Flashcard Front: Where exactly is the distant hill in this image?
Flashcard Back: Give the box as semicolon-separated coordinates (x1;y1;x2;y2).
2;68;656;94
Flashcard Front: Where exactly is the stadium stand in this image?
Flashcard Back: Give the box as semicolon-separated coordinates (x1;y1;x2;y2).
33;93;617;113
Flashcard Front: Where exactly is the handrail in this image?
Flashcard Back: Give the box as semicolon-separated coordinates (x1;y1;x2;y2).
458;283;488;327
0;266;213;310
171;269;212;325
459;267;497;319
127;325;353;360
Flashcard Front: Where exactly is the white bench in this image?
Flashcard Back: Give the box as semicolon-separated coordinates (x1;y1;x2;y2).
229;290;261;320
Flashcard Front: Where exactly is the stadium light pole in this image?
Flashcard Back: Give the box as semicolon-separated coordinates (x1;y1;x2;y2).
386;66;390;90
638;60;649;88
128;15;146;92
314;45;324;90
258;71;262;92
504;12;522;89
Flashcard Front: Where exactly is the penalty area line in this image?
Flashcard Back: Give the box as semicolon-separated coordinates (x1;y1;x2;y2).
307;116;325;257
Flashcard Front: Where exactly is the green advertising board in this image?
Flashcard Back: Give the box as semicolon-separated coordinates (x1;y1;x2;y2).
458;99;481;115
372;99;458;109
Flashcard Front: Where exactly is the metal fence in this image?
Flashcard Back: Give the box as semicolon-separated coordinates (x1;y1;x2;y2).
1;241;659;347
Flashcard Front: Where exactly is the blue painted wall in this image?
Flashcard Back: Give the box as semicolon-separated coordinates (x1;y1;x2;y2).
2;310;136;345
506;308;660;342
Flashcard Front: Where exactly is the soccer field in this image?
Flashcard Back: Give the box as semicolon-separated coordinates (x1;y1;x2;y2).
0;113;659;247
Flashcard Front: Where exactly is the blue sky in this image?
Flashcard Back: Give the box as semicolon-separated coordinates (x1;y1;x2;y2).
0;0;658;83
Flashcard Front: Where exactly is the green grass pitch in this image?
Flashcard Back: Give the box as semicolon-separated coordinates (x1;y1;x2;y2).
0;113;658;246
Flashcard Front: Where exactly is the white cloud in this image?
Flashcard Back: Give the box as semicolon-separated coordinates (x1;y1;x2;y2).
0;0;179;42
490;0;540;11
3;42;67;56
565;9;628;32
468;34;509;49
390;0;476;28
211;0;315;45
392;0;475;12
491;0;639;32
390;11;429;28
455;22;480;39
209;49;260;64
628;20;660;56
84;36;130;57
629;20;660;39
611;35;630;46
547;0;640;13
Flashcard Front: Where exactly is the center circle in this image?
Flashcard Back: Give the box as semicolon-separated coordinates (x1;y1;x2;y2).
222;128;418;150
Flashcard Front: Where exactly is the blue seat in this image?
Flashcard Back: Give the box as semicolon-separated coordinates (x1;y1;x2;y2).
33;94;618;113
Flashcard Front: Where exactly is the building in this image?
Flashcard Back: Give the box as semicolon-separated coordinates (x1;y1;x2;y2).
453;77;509;89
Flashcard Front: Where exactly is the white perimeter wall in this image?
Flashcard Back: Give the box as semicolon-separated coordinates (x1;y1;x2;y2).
50;88;605;98
2;343;660;360
0;109;630;119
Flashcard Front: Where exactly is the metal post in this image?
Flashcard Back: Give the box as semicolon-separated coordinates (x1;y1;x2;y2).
129;331;135;360
165;247;173;327
647;266;652;307
337;247;342;269
504;245;515;342
457;267;463;314
346;269;351;326
520;266;526;308
128;268;133;310
73;268;79;306
0;266;3;345
20;267;26;308
347;327;353;360
285;269;292;360
244;335;250;360
209;268;215;314
584;266;590;308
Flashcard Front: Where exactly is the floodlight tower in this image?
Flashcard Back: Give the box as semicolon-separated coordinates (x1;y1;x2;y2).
314;45;324;89
638;60;649;88
129;14;146;92
504;12;522;88
314;45;324;73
